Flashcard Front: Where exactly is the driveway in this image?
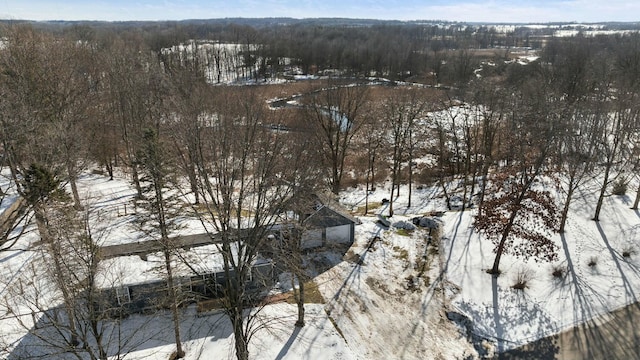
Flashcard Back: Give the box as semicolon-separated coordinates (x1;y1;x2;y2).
502;302;640;359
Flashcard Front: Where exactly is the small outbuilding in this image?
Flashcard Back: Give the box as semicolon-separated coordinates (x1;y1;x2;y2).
299;193;358;250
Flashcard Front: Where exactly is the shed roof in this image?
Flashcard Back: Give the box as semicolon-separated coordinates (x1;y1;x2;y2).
303;205;355;228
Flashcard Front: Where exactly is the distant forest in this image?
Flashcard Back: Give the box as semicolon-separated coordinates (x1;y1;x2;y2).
3;18;640;85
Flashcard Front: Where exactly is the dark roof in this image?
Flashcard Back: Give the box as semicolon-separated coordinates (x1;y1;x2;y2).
311;192;360;224
303;205;355;228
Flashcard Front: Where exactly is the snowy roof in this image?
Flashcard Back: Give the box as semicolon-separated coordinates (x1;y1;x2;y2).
95;242;246;289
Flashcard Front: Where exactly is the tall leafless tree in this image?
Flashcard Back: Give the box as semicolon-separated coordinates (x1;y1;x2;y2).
103;35;164;199
306;80;369;194
384;89;428;216
135;126;186;358
358;108;386;215
192;87;303;360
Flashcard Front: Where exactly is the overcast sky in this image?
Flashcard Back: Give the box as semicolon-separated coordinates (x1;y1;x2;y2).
1;0;639;23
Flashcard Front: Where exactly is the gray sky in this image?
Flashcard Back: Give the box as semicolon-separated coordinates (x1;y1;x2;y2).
1;0;639;23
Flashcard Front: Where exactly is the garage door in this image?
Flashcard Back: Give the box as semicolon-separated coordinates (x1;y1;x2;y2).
326;224;351;244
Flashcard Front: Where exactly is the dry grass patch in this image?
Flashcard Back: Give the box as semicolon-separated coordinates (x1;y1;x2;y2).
281;280;325;304
395;228;413;237
197;298;226;313
512;266;535;291
393;246;409;261
352;203;381;215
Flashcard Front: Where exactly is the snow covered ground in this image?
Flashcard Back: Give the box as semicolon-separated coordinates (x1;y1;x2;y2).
340;177;640;356
440;177;640;353
0;170;476;359
3;166;640;359
313;214;477;360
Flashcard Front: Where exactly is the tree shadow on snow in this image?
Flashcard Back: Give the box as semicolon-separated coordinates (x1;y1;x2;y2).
7;305;232;360
452;277;560;359
501;225;640;360
274;325;302;360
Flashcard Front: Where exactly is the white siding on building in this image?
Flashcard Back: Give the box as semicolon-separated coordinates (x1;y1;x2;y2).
326;224;351;244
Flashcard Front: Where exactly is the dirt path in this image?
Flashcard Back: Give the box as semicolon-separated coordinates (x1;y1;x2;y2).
502;302;640;359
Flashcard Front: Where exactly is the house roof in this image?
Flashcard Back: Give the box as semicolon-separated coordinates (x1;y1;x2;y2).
95;243;230;289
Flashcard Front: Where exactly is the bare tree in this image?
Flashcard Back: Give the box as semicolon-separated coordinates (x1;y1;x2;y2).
193;87;301;360
135;126;186;358
273;213;309;328
306;80;369;194
591;81;634;222
469;82;506;216
272;148;320;328
611;37;640;210
384;88;428;216
358;109;385;215
556;108;599;232
0;26;97;210
161;43;212;205
103;35;163;199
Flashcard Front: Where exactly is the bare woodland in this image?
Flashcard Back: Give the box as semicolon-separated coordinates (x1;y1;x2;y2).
0;20;639;359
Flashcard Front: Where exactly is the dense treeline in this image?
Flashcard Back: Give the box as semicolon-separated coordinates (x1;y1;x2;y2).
1;20;640;360
0;19;554;84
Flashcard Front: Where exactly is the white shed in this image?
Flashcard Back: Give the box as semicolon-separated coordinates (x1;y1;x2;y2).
300;205;356;249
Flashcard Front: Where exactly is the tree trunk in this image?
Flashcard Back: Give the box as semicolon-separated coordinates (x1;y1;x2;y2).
331;163;341;195
477;165;490;216
67;162;82;210
488;180;533;274
188;163;200;205
105;158;114;180
633;183;640;210
388;183;394;217
69;177;82;210
164;249;185;359
232;308;250;360
440;175;451;211
295;279;305;328
131;166;143;199
593;164;611;221
559;187;575;233
407;152;413;209
364;177;370;215
489;211;518;274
